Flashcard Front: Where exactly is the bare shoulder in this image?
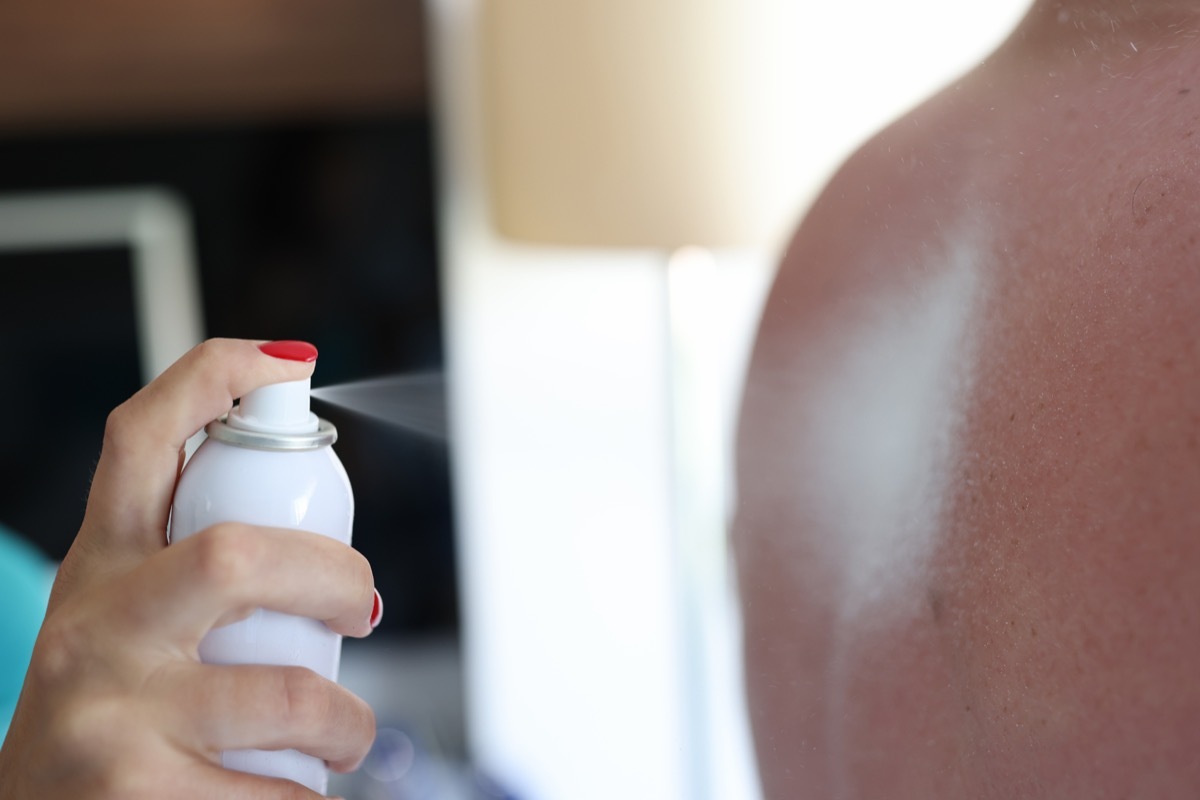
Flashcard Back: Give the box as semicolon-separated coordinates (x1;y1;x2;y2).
736;25;1200;800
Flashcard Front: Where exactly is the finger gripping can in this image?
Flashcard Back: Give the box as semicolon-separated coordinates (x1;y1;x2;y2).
170;372;354;795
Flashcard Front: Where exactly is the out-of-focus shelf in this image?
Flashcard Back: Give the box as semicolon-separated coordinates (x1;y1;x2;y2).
0;0;427;130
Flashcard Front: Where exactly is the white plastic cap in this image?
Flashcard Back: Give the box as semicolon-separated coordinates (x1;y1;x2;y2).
228;378;319;434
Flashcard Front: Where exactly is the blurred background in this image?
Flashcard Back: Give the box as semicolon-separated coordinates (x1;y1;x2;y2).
0;0;1030;798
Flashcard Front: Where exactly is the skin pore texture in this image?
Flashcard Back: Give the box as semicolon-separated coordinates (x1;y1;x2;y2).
735;1;1200;798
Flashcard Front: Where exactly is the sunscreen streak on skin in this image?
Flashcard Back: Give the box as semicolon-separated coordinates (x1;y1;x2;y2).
803;227;986;797
813;237;982;621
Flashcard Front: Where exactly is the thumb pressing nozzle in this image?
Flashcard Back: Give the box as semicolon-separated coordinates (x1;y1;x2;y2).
228;341;320;434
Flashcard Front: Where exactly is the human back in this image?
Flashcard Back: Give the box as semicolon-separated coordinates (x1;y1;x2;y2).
735;3;1200;797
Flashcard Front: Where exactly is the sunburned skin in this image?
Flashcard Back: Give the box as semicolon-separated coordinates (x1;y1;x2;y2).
735;2;1200;797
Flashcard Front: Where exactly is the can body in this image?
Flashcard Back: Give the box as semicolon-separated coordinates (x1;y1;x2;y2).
170;430;353;794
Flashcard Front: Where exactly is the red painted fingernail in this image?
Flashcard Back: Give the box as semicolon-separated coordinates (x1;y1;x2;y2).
370;588;384;629
258;340;318;363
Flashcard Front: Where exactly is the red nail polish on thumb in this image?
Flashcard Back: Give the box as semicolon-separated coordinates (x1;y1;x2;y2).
258;340;318;363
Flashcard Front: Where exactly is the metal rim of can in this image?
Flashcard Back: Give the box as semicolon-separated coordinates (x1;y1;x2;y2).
204;416;338;451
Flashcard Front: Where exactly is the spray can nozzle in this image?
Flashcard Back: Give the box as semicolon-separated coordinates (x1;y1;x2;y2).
228;341;320;434
228;379;317;434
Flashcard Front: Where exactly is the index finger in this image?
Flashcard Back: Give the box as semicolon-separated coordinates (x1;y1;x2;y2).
111;524;376;645
83;339;317;557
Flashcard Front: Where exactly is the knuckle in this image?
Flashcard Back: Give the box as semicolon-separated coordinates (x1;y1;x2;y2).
191;523;260;595
279;667;331;731
95;763;166;800
179;339;245;433
187;338;235;385
90;765;139;800
30;616;86;685
101;403;135;457
350;549;375;597
38;692;153;800
348;690;377;748
191;337;229;365
327;686;375;771
53;696;125;764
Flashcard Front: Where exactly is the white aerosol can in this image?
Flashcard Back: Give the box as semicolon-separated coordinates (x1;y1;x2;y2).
170;362;353;795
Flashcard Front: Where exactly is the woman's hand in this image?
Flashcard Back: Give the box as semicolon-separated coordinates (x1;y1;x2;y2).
0;339;377;799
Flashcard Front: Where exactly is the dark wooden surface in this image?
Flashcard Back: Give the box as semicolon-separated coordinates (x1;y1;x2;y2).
0;0;427;129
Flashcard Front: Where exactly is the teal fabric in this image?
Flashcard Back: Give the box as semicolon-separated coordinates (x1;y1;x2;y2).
0;526;54;740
